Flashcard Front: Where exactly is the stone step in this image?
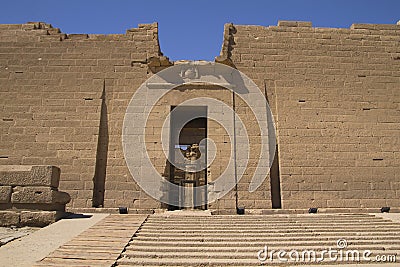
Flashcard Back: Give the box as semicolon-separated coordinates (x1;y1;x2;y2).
146;222;389;226
148;218;380;222
127;240;400;247
125;245;400;252
143;220;397;225
131;236;400;243
151;215;380;219
152;217;381;222
139;226;400;231
148;215;384;220
149;215;387;221
141;224;400;232
143;218;395;223
135;231;399;237
122;249;399;259
144;218;395;224
140;225;400;230
148;217;385;221
146;222;396;226
116;214;399;266
140;228;400;236
117;255;398;266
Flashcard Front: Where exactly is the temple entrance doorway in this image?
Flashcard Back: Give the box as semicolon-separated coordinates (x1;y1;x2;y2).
168;106;207;211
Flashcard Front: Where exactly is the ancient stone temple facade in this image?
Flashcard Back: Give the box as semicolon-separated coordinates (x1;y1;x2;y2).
0;21;399;214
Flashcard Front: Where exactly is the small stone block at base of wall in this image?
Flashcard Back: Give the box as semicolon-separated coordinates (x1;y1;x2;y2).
0;211;19;226
11;186;70;205
0;165;70;227
0;210;66;227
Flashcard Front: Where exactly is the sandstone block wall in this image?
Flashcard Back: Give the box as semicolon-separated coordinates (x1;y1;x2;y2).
220;21;400;209
0;22;164;210
0;165;70;226
0;20;399;212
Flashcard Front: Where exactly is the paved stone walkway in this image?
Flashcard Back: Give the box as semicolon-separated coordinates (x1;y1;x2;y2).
33;214;147;267
2;212;399;266
0;226;39;246
0;213;108;267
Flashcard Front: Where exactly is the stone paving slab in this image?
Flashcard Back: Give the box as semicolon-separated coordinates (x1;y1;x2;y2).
33;214;147;267
0;226;39;246
0;213;108;267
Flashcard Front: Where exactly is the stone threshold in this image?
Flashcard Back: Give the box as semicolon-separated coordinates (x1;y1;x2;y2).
68;207;400;215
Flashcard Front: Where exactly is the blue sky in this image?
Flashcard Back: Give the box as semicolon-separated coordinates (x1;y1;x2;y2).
1;0;399;61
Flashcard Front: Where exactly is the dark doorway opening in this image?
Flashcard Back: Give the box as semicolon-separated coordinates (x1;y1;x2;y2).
168;106;207;210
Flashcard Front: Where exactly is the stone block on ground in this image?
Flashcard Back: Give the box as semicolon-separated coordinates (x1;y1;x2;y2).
20;211;64;227
11;187;70;205
0;166;60;187
0;211;20;227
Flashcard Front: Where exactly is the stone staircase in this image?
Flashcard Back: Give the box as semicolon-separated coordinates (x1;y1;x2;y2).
117;213;400;266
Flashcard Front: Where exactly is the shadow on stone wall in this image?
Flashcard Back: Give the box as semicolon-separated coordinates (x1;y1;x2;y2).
92;80;109;208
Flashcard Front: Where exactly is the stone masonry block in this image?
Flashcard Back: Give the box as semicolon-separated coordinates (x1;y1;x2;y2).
0;186;12;203
11;186;70;205
0;211;20;227
20;211;62;227
278;21;312;27
0;165;60;187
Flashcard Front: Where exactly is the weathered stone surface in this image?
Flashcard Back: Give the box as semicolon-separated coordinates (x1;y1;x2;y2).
0;166;60;187
33;214;145;266
0;210;67;227
0;186;12;204
0;211;65;227
11;187;70;205
20;211;60;227
278;20;312;27
0;211;19;227
0;20;399;211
